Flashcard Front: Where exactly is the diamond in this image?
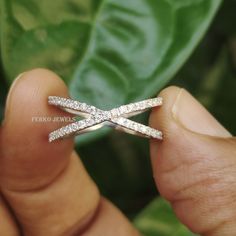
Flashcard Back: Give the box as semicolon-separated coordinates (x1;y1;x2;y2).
71;101;77;109
118;106;128;115
139;125;147;134
111;109;120;117
94;113;103;123
80;103;87;111
88;106;96;115
86;118;95;126
78;120;86;129
131;122;138;131
138;101;145;109
71;123;78;131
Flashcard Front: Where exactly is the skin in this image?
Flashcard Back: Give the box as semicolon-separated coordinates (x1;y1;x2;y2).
0;69;235;236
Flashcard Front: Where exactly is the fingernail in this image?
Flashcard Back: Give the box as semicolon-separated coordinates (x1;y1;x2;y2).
172;88;231;137
3;73;25;124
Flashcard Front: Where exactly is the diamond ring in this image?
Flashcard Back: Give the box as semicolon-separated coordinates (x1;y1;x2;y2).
48;96;163;142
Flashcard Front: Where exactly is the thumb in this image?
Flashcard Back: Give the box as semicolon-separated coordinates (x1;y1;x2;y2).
150;86;236;236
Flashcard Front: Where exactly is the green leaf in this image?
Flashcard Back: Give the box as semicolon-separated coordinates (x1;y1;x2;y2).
70;0;223;110
1;0;222;101
0;0;94;82
0;0;222;142
133;197;197;236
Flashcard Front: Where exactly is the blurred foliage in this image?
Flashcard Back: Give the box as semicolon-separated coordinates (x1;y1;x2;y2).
171;0;236;134
1;0;235;235
134;198;197;236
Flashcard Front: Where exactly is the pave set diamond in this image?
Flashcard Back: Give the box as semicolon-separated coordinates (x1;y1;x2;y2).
48;96;163;142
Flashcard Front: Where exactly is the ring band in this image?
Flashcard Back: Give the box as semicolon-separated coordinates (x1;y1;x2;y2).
48;96;163;142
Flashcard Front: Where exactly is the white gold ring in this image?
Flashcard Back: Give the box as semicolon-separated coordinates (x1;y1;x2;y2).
48;96;163;142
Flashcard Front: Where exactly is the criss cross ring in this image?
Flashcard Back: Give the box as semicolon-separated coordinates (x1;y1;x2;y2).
48;96;163;142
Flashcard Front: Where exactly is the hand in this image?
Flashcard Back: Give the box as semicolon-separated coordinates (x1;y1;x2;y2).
0;69;235;236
